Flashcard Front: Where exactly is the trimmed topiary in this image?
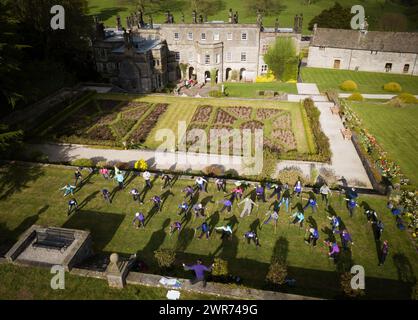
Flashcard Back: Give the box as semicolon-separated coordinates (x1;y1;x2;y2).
347;92;364;101
397;93;418;104
340;80;358;91
383;82;402;92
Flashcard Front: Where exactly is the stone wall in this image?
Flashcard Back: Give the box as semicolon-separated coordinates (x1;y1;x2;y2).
307;46;418;75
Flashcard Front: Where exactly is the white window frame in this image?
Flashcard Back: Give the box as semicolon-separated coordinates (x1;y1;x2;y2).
201;33;206;41
188;51;193;62
213;32;220;41
216;54;220;64
227;32;233;40
175;52;180;61
241;32;248;41
226;52;232;62
174;32;180;40
205;54;210;65
241;52;247;62
187;32;193;40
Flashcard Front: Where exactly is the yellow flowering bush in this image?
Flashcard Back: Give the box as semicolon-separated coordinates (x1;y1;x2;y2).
134;159;148;171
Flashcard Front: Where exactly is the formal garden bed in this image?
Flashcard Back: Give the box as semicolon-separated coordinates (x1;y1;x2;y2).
30;94;329;163
182;104;301;157
40;97;168;148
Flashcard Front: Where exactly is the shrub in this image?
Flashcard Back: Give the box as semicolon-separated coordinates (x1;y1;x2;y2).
347;92;364;101
202;164;225;176
339;80;358;91
134;159;148;171
154;248;176;269
208;90;223;98
266;261;288;286
276;166;307;186
303;98;332;161
28;150;48;163
212;258;228;277
383;82;402;92
115;162;131;170
96;161;108;168
71;158;94;167
230;70;239;81
397;93;418;104
340;272;365;298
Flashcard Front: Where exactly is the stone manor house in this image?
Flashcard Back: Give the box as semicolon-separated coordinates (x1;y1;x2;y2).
92;11;418;93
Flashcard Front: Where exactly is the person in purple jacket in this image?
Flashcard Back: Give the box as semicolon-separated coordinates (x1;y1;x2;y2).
325;240;340;260
334;229;354;250
182;259;213;287
170;221;182;236
220;199;233;213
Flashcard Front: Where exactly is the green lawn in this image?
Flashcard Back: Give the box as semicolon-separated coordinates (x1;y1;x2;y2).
87;0;416;34
349;101;418;185
301;67;418;94
1;164;417;299
0;263;220;300
223;82;297;98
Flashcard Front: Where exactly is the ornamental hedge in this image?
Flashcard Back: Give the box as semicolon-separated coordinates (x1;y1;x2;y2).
340;80;358;91
383;82;402;93
303;98;332;162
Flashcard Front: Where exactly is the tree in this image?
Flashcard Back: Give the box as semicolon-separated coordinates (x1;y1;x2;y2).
13;0;96;80
264;37;298;81
119;0;187;16
378;13;408;31
190;0;225;18
0;124;23;153
245;0;285;16
0;0;27;109
308;2;352;30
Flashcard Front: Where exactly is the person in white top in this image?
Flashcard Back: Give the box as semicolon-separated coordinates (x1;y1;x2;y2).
238;197;258;218
195;177;208;192
320;183;332;206
143;171;152;188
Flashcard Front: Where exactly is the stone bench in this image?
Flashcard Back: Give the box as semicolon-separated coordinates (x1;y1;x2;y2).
33;228;75;251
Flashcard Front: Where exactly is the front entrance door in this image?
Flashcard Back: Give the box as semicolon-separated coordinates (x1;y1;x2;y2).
333;59;341;69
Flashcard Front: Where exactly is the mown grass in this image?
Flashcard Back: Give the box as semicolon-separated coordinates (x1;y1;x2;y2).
0;164;417;299
349;101;418;185
301;67;418;94
0;263;220;300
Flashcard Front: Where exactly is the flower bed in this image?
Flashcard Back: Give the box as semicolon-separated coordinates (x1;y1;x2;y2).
271;129;297;152
341;100;402;184
240;120;264;132
225;106;252;120
129;104;169;143
86;125;116;141
121;105;150;120
256;108;282;121
214;109;237;125
191;105;213;123
273;113;292;130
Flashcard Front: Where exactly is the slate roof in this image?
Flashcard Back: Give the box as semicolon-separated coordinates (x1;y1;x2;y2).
311;28;418;54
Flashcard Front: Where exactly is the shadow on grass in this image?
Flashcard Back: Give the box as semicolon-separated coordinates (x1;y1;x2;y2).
0;164;44;201
0;205;49;254
62;210;124;252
